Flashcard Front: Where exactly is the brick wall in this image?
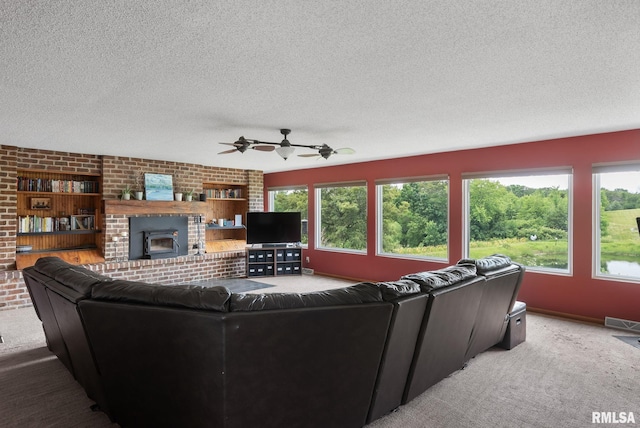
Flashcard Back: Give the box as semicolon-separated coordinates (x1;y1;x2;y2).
15;147;102;174
93;253;247;284
0;145;264;310
0;253;246;311
0;146;18;270
0;270;30;310
101;156;263;203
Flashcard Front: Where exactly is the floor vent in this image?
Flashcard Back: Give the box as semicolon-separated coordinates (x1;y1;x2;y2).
302;268;314;275
605;317;640;333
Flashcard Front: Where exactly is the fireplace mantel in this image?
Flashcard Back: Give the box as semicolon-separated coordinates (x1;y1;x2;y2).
104;200;208;215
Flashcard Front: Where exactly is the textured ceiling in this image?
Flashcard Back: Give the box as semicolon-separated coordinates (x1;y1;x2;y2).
1;1;639;173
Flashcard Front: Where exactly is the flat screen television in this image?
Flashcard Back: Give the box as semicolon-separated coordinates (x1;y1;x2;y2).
246;212;302;245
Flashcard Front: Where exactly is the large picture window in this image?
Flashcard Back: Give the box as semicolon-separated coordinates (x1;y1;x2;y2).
268;187;309;245
315;183;367;252
376;178;448;260
464;171;571;272
593;165;640;281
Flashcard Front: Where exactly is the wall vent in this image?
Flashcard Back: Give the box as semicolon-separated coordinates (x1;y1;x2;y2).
605;317;640;333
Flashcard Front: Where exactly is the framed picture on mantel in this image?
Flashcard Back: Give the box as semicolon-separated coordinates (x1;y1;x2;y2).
144;173;173;201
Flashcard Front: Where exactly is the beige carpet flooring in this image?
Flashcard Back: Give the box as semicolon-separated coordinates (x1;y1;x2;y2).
1;274;638;427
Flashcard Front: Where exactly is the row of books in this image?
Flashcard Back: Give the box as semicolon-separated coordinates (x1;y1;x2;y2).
17;215;95;233
17;177;100;193
205;188;242;199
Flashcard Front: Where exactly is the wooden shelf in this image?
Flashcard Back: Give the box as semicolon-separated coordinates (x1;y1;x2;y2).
17;191;101;196
18;230;102;236
16;248;104;270
104;199;208;215
206;239;246;253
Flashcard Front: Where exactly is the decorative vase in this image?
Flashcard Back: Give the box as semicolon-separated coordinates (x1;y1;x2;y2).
134;191;144;200
185;194;193;202
122;193;131;200
174;192;183;201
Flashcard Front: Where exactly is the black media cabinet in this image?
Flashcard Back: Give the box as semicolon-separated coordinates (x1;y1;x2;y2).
246;246;302;277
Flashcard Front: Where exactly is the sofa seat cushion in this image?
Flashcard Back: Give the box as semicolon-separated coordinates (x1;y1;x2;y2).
230;282;382;311
457;254;513;274
375;279;422;301
34;257;113;297
91;280;231;312
401;263;477;292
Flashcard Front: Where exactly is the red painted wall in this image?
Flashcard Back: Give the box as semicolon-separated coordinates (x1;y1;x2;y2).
264;130;640;322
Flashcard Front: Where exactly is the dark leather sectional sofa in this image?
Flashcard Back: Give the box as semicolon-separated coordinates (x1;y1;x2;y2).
22;255;524;428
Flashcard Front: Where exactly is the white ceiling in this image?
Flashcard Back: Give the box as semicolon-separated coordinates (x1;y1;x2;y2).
2;1;639;173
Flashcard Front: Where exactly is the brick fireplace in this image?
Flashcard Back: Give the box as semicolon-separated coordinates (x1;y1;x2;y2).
102;200;208;262
0;145;265;310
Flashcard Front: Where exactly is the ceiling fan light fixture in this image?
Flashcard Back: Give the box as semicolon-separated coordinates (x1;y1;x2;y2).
276;145;295;160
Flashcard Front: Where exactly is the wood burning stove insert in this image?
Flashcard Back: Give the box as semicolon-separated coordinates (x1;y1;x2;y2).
144;229;180;259
129;216;189;260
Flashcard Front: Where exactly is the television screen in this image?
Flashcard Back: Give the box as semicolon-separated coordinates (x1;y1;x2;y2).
246;212;302;245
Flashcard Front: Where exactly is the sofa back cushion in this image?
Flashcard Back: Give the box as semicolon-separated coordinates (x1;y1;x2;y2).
375;279;422;301
457;254;513;274
34;256;113;297
91;280;231;312
401;264;477;292
229;282;382;311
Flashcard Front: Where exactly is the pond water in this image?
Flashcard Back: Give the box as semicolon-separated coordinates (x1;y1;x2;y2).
604;260;640;278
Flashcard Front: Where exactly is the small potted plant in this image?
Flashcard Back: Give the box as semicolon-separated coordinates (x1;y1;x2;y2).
183;189;195;202
133;168;145;200
121;185;133;200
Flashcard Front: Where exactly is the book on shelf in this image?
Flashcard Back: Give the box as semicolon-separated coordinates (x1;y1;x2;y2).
70;215;94;230
18;215;54;233
17;215;95;233
16;176;99;193
205;188;242;199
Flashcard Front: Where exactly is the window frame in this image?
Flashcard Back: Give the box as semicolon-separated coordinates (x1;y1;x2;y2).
314;181;368;254
592;163;640;283
375;175;449;262
462;168;573;275
267;185;309;247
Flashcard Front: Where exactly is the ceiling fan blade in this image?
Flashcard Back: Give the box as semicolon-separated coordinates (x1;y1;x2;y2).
218;148;238;154
252;145;275;152
219;142;239;147
298;153;320;158
334;148;355;155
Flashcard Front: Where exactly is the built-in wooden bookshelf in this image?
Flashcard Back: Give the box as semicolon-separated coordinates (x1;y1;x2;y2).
15;169;104;267
203;182;247;252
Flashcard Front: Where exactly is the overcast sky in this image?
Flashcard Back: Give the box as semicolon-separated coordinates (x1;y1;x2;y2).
494;172;640;193
599;171;640;193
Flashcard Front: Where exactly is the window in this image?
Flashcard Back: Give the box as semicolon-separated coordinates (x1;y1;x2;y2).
268;187;309;245
593;165;640;281
376;178;448;260
464;171;571;272
315;183;367;252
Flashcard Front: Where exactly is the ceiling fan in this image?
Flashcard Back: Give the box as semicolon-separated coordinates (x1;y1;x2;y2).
218;129;355;160
218;136;275;154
